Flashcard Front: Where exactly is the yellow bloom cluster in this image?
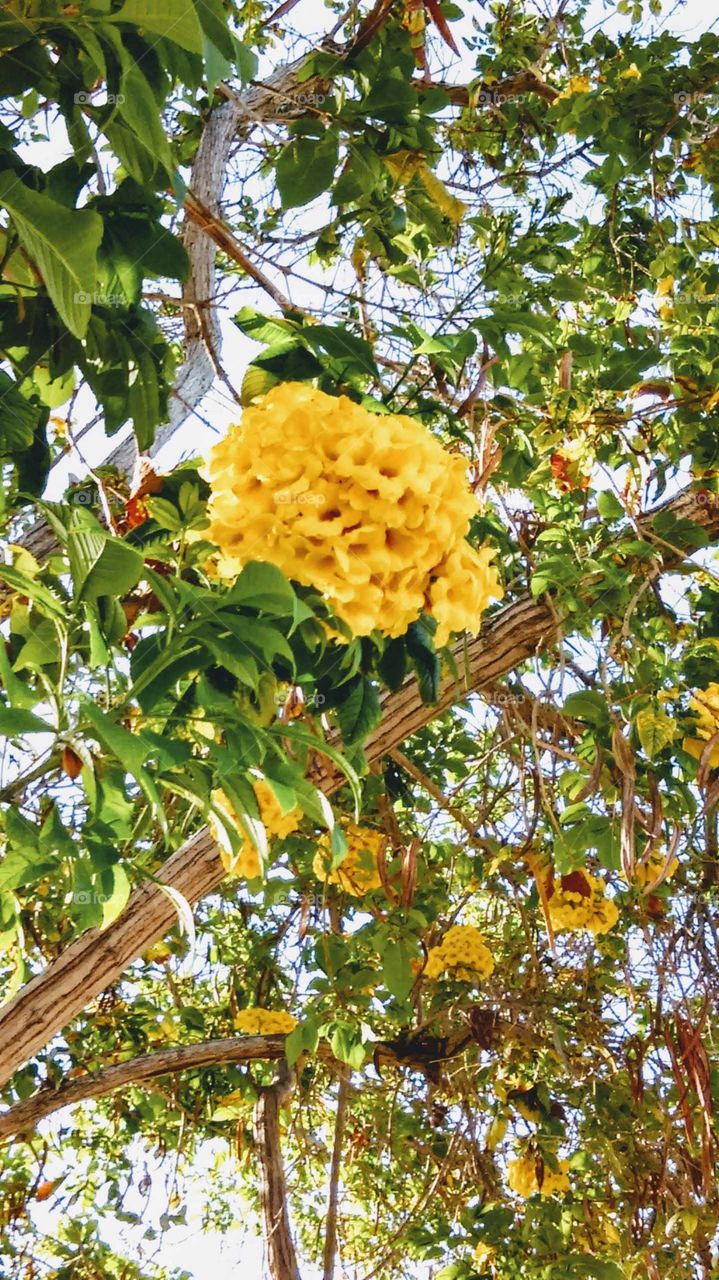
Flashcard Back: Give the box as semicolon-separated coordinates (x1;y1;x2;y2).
202;382;502;641
234;1008;298;1035
210;779;301;878
313;820;385;896
507;1155;570;1198
683;684;719;768
547;869;619;936
473;1242;496;1269
556;74;591;99
635;854;679;889
424;924;495;982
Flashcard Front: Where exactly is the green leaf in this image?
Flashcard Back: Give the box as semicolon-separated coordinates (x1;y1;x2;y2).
0;173;103;337
83;702;168;839
336;677;381;748
276;131;339;209
110;0;204;52
67;522;144;602
0;847;55;893
562;691;608;726
330;1024;365;1069
192;0;235;60
0;707;53;736
0;371;39;453
113;64;174;180
596;490;624;520
635;704;676;759
382;940;414;1001
285;1017;320;1067
226;562;296;615
406;620;440;703
301;325;378;379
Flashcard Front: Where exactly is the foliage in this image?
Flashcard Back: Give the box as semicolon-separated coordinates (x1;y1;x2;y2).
2;1;719;1279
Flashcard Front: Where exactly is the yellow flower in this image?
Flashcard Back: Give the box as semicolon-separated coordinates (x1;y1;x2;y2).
424;924;495;983
546;868;618;936
634;854;679;889
655;277;674;297
619;63;642;80
202;383;502;641
474;1241;496;1268
507;1154;570;1198
428;541;503;647
683;684;719;768
234;1008;298;1035
313;820;386;896
557;75;591;99
210;779;301;878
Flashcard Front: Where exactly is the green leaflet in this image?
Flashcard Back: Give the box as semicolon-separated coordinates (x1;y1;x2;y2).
0;173;103;337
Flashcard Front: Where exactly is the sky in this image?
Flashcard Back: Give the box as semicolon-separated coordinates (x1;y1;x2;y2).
9;0;719;1276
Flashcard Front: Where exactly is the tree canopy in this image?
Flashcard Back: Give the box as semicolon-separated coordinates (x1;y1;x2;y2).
1;1;719;1278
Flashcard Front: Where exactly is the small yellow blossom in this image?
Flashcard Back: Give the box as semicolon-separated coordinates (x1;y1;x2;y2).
683;684;719;768
547;868;619;936
313;820;386;896
234;1008;298;1035
424;924;495;982
557;75;591;99
210;778;301;878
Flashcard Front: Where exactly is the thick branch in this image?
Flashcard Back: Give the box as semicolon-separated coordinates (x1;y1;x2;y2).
322;1070;350;1280
254;1062;302;1280
0;1034;292;1141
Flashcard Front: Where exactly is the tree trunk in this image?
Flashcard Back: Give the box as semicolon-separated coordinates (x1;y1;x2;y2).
254;1062;301;1280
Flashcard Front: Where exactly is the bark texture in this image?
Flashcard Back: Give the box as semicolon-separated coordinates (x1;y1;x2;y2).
254;1062;301;1280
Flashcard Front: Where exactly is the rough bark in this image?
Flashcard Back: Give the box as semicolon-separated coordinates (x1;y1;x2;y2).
322;1071;350;1280
254;1062;302;1280
0;1034;296;1140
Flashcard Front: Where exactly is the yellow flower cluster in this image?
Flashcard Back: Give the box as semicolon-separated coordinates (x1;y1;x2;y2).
634;854;679;889
683;684;719;768
210;779;301;878
234;1008;298;1035
424;924;495;982
473;1242;496;1269
202;382;502;641
556;74;591;99
507;1155;570;1198
547;869;619;936
313;820;385;896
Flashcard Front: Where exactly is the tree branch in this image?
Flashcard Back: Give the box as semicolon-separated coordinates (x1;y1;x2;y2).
322;1069;350;1280
254;1060;302;1280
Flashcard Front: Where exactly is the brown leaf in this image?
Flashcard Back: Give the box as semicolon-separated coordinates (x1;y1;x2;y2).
61;745;83;780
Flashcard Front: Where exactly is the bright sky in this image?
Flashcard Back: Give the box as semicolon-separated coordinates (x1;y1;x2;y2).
15;0;718;1276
